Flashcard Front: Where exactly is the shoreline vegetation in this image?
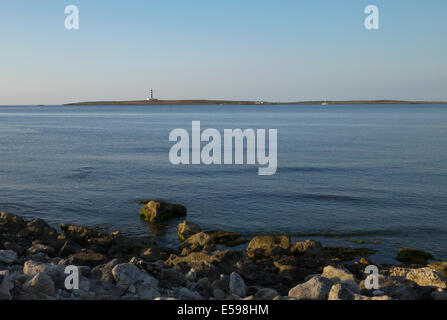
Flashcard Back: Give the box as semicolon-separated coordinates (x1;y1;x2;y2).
1;201;446;300
64;99;447;106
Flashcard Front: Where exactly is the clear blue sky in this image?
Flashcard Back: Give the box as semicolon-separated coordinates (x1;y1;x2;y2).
1;0;446;105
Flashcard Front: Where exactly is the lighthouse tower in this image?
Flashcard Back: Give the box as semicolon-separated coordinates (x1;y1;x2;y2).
146;88;158;101
147;88;154;101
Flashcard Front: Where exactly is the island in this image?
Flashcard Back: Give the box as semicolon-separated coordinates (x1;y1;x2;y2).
65;99;447;106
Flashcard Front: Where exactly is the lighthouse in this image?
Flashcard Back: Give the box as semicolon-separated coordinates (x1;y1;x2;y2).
147;88;158;101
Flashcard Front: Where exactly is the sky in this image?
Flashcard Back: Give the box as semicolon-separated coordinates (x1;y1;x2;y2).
0;0;446;105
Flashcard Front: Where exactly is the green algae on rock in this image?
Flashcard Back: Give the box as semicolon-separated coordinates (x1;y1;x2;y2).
397;248;433;265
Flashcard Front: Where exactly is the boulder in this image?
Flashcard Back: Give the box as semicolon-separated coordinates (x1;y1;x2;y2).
177;221;201;241
206;231;247;247
321;265;356;282
136;281;161;300
406;267;447;289
253;288;279;300
229;272;247;297
3;241;25;255
360;275;432;300
112;263;157;290
288;276;333;300
23;260;66;288
23;273;56;296
139;201;187;223
91;259;120;283
19;218;58;241
247;235;290;259
0;212;25;230
291;240;324;256
58;240;82;257
328;283;355;300
179;232;215;255
0;250;18;264
27;244;55;256
159;269;186;288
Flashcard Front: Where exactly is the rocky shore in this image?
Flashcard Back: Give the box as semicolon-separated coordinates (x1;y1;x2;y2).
1;204;447;301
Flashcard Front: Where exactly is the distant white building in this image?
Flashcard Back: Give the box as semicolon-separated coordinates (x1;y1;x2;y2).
147;88;158;101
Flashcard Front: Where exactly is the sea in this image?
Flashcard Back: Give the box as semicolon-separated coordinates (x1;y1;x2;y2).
1;104;446;263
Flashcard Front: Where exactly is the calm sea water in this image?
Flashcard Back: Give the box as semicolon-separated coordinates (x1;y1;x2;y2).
1;104;446;263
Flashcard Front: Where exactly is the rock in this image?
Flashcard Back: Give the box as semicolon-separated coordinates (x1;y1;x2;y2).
213;288;226;300
66;252;107;268
112;263;157;290
0;250;18;264
140;245;174;262
206;231;247;247
406;267;447;289
328;283;355;300
20;218;58;240
0;270;12;300
253;288;279;300
291;240;324;256
159;269;186;288
247;235;290;259
60;224;101;245
27;244;55;256
177;221;201;241
23;273;56;296
23;260;66;289
360;275;432;300
179;232;215;255
58;241;82;257
91;259;120;283
3;241;25;256
185;268;198;282
273;256;316;282
288;276;333;300
229;272;247;297
174;287;201;300
321;265;356;282
397;248;433;265
136;280;160;300
0;212;25;230
340;280;360;294
428;262;447;278
139;201;187;223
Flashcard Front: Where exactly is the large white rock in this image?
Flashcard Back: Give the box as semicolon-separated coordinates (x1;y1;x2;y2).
229;272;247;297
328;283;355;300
112;263;157;290
23;260;66;289
321;265;356;282
0;250;18;264
288;276;333;300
